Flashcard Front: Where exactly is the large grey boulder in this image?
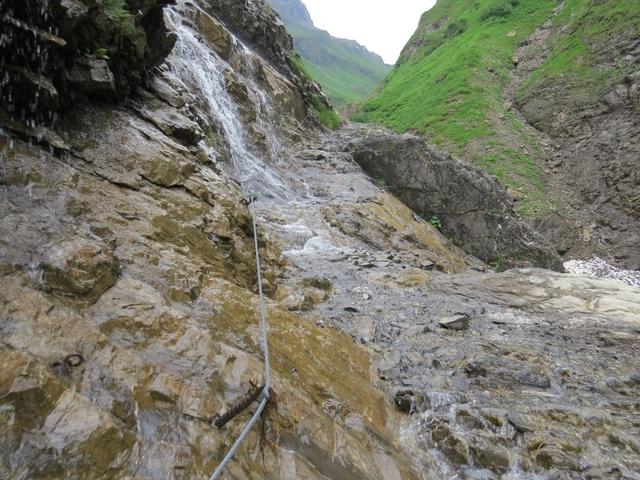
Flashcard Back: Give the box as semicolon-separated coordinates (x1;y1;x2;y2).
350;130;563;271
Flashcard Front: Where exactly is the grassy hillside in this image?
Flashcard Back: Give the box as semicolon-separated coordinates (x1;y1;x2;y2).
288;25;391;105
357;0;639;217
517;0;640;118
268;0;391;106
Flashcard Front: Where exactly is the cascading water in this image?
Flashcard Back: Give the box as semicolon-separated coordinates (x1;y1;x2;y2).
164;4;350;258
165;6;297;204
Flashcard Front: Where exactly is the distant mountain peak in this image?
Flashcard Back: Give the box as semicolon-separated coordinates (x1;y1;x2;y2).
267;0;391;105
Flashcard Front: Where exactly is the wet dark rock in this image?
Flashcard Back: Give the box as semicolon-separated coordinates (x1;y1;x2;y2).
134;99;203;145
454;409;485;430
4;67;59;111
516;369;551;389
187;4;232;59
143;7;179;68
506;411;535;433
464;361;488;377
350;130;563;271
529;440;582;471
57;0;89;28
1;0;177;126
470;443;511;473
430;420;469;466
2;1;640;478
66;56;116;94
439;314;470;331
479;408;508;428
393;389;427;414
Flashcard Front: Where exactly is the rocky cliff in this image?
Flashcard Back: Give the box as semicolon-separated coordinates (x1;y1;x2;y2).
1;0;640;479
266;0;392;105
514;1;640;269
358;0;640;270
349;127;563;270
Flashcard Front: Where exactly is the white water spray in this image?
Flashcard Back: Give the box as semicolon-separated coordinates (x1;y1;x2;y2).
165;7;294;203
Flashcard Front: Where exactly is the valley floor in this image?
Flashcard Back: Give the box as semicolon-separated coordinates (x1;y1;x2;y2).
251;125;640;478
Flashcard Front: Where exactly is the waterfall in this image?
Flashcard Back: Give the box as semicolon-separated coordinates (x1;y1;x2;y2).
164;7;295;204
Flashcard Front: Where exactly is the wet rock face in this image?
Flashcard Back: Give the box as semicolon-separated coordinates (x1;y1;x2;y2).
349;128;564;271
35;237;120;304
1;1;639;479
0;125;425;479
0;0;176;127
0;1;428;477
517;26;640;269
202;0;332;116
203;0;294;75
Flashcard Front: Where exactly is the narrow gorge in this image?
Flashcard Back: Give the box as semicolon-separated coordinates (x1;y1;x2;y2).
1;1;639;479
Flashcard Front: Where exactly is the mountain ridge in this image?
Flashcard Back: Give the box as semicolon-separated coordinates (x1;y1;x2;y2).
357;0;640;269
268;0;391;105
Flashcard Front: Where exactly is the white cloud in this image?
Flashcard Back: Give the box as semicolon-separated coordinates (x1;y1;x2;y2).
302;0;436;64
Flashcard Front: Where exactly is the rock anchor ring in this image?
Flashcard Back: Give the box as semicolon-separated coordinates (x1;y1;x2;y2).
64;354;84;368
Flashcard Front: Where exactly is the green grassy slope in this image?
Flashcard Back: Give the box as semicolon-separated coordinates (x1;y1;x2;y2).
517;0;640;120
286;25;391;105
357;0;639;217
268;1;391;105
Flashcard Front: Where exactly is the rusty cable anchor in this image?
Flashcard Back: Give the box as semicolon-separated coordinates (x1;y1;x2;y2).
240;195;257;207
51;353;85;375
213;379;273;429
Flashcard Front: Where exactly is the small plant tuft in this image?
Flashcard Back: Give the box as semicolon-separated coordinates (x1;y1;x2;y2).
480;0;521;21
92;47;109;60
428;215;443;231
102;0;136;35
444;19;468;38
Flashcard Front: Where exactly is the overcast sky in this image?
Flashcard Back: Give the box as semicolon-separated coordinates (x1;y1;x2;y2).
303;0;437;64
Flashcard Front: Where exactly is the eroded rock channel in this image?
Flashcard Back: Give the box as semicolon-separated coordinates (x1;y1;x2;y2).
1;1;639;479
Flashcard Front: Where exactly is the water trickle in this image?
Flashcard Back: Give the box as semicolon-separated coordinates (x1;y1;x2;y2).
165;7;296;204
564;257;640;288
1;0;57;128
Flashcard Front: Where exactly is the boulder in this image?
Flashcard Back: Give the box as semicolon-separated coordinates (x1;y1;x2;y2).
350;130;564;271
135;98;203;145
57;0;89;30
65;56;115;93
439;314;470;331
142;7;178;68
470;442;511;473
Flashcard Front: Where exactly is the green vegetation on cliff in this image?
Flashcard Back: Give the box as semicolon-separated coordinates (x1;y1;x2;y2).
357;0;639;217
268;0;391;105
517;0;640;113
289;54;342;129
286;24;392;105
103;0;136;34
